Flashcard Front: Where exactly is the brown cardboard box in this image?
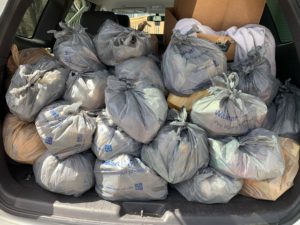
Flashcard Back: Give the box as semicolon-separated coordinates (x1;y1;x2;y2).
164;8;236;60
174;0;266;31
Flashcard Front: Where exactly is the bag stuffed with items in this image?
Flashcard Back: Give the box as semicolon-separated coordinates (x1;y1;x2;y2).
92;110;141;161
6;57;68;122
162;29;227;96
50;22;105;72
35;101;96;160
3;114;46;164
191;73;267;137
240;137;300;201
63;70;109;110
115;56;165;92
174;167;243;204
105;76;168;143
93;20;154;66
209;128;285;180
34;151;95;197
141;108;209;184
94;154;168;201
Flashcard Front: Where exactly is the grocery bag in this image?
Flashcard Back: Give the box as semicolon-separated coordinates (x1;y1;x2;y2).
3;114;45;164
34;151;95;197
92;110;141;161
63;70;108;110
50;22;105;72
141;108;209;184
175;167;243;204
105;76;168;143
209;128;285;180
94;154;168;201
35;101;96;160
6;57;68;122
93;20;153;66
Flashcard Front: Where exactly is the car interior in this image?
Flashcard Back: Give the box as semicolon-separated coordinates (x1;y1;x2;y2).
0;0;300;224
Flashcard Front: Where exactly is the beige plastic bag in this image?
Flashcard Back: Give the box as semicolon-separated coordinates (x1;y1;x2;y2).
3;114;46;164
240;137;300;201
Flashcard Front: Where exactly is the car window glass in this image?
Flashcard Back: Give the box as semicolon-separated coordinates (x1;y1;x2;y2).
16;0;48;38
0;0;8;17
65;0;91;27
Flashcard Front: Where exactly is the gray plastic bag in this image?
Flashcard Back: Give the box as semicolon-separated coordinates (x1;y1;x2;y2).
174;167;243;204
262;103;277;130
94;154;168;201
209;128;285;180
115;56;165;92
271;81;300;140
92;110;141;161
93;20;153;66
6;57;68;122
191;73;267;137
50;22;105;72
34;151;95;197
35;101;96;160
162;30;227;96
105;76;168;143
63;70;109;110
229;47;280;105
141;108;209;184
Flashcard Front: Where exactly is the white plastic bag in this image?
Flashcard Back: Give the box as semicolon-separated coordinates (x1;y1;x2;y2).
105;76;168;143
209;128;285;180
175;167;243;204
141;108;209;184
6;57;68;122
63;70;109;110
191;73;267;136
35;101;96;160
34;151;95;197
93;20;153;66
50;22;105;72
92;110;141;161
94;154;168;201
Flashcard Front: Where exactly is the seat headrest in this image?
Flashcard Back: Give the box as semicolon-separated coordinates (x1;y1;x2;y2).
116;14;130;28
80;11;118;35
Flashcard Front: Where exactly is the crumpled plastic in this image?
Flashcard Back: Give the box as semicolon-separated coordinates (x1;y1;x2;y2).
50;22;105;72
35;101;96;160
209;128;285;180
175;167;243;204
94;154;168;201
105;76;168;143
34;151;95;197
141;108;209;184
6;57;68;122
93;19;153;66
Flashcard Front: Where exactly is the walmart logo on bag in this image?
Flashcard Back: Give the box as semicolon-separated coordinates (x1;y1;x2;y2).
44;136;53;145
104;144;112;152
134;183;143;191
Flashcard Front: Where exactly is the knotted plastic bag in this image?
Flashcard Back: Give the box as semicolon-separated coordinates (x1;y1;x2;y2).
175;167;243;204
105;76;168;143
92;110;141;161
94;154;168;201
240;137;299;201
35;101;96;160
271;81;300;140
141;108;209;184
93;20;153;66
63;70;109;110
34;151;95;197
115;56;165;92
3;114;46;164
209;128;285;180
50;22;105;72
229;47;280;105
191;73;267;137
6;57;68;122
162;29;227;95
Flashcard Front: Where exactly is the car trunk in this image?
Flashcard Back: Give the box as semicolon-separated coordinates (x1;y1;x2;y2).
1;1;300;225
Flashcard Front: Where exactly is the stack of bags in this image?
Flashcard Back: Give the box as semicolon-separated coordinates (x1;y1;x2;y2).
3;18;300;203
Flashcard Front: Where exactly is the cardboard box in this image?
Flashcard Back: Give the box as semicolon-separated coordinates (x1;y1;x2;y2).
174;0;266;31
164;8;236;60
